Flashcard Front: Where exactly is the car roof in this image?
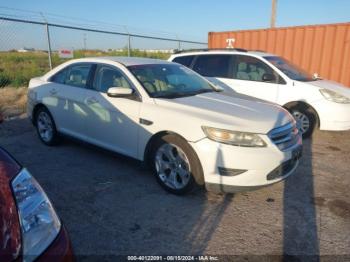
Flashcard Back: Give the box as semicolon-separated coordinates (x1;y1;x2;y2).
171;50;277;58
76;56;173;66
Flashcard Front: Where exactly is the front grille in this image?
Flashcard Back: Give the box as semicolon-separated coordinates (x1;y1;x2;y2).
268;122;299;151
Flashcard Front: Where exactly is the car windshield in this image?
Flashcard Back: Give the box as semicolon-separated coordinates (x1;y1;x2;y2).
127;63;215;98
264;56;315;82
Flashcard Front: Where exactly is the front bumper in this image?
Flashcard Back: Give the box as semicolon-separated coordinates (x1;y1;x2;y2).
26;95;35;122
190;135;302;193
312;99;350;131
37;226;74;262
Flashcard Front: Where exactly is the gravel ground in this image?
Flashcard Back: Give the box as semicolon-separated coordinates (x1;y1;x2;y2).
0;116;349;261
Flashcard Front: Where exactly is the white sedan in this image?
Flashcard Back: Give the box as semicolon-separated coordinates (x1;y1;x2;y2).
27;57;302;194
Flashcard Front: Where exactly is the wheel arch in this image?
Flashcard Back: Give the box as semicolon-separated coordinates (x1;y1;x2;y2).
143;130;205;186
283;101;320;128
32;103;51;126
143;130;187;164
32;103;56;125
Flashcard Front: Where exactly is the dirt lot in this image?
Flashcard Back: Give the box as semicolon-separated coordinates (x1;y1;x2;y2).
0;117;349;261
0;87;27;121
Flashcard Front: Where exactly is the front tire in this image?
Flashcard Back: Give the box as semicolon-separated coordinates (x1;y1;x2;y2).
287;104;317;139
35;107;59;146
151;134;203;195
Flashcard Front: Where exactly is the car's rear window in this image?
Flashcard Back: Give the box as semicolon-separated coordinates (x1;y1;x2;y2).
172;55;195;67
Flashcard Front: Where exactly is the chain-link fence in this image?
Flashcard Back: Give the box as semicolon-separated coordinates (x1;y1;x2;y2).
0;9;207;87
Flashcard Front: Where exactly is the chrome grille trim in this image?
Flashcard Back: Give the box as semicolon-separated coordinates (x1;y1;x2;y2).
269;122;294;138
273;135;292;144
268;122;299;151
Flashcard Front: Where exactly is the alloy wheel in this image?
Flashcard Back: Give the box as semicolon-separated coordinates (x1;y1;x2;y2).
292;111;310;134
37;111;54;143
155;143;191;190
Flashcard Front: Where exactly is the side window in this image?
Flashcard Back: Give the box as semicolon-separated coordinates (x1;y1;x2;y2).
50;68;68;84
93;65;131;93
233;55;279;83
65;64;92;88
192;55;232;78
172;55;195;67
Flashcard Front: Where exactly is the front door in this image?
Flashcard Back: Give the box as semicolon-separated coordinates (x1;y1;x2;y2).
83;64;141;158
218;55;282;103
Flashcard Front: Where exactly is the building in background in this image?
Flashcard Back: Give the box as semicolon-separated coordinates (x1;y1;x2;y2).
208;22;350;87
17;47;35;52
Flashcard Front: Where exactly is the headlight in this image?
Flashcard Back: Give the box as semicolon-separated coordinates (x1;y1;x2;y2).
11;168;61;262
202;126;267;147
319;89;350;103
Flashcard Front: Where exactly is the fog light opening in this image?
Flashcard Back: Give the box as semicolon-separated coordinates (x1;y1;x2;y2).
218;167;247;177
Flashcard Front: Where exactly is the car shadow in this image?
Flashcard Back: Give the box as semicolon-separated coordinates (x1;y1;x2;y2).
283;137;320;261
212;76;321;260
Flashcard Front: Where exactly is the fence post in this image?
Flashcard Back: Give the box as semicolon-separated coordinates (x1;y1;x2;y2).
40;12;53;70
45;23;53;70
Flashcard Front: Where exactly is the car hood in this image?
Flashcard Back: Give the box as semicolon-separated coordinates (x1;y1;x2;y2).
154;92;294;134
0;148;22;261
306;79;350;98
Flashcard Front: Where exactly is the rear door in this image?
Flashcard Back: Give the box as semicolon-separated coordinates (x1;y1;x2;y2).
47;63;93;139
190;54;235;93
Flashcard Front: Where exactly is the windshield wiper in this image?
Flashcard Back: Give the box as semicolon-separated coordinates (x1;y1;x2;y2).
194;89;215;94
152;92;188;99
152;89;214;99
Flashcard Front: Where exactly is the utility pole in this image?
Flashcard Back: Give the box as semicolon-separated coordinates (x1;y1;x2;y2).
128;34;131;57
124;26;131;57
83;33;87;51
270;0;277;28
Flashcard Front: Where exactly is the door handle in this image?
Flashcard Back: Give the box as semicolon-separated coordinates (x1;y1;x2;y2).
49;89;57;95
86;97;98;105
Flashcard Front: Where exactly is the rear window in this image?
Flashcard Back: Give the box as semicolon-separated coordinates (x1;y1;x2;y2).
172;55;195;67
50;63;93;88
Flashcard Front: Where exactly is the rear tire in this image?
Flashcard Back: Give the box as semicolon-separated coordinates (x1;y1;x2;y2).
151;134;203;195
35;107;59;146
287;104;317;139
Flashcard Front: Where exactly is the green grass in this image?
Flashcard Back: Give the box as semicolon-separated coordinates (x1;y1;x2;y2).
0;49;170;88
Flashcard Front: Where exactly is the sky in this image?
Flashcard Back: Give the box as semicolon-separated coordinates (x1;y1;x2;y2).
0;0;349;50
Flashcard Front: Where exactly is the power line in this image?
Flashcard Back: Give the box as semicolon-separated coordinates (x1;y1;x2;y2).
0;6;205;41
0;16;207;45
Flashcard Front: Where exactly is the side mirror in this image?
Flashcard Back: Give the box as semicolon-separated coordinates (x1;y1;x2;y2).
107;87;134;98
262;73;276;82
313;73;322;80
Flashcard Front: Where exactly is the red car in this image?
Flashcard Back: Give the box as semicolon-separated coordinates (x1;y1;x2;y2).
0;147;73;261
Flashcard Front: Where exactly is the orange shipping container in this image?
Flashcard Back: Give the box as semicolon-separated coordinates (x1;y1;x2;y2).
208;22;350;87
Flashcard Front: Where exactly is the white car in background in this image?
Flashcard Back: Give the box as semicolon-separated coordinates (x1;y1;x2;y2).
169;49;350;138
27;57;302;194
